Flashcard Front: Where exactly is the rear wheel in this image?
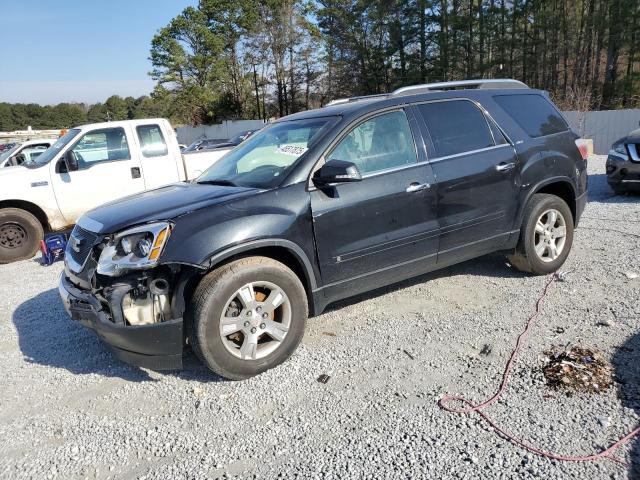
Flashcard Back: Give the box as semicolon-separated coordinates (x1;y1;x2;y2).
507;194;574;275
0;208;43;264
189;257;308;380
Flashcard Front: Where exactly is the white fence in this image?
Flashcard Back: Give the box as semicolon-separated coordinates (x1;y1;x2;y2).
563;109;640;155
176;119;266;146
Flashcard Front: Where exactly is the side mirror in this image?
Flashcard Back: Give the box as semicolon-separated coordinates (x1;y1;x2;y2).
312;159;362;187
63;150;79;172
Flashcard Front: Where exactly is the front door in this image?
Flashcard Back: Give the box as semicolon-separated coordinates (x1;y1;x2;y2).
311;109;439;295
134;123;183;188
412;100;519;258
50;126;145;225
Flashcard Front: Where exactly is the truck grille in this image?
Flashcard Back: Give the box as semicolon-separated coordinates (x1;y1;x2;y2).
66;225;99;271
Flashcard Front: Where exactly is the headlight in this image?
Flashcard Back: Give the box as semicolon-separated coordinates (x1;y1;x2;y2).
612;141;628;156
97;222;172;276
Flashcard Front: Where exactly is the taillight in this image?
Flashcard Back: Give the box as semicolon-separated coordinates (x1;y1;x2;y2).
575;140;589;161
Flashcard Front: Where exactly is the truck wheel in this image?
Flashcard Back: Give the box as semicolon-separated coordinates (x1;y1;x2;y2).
189;256;308;380
507;194;574;275
0;208;44;264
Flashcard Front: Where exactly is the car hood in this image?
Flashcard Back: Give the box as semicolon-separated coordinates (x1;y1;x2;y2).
625;128;640;143
78;182;261;234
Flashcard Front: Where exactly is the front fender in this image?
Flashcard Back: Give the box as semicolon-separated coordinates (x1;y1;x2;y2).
159;183;320;289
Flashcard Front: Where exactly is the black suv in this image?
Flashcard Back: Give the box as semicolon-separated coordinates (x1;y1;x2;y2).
59;79;587;380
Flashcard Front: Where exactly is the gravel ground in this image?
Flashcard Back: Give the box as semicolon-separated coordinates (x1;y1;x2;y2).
0;155;639;480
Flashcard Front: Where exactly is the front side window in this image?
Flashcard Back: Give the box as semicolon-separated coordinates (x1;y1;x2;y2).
71;128;130;169
137;124;168;157
197;116;337;189
494;94;568;138
330;110;417;175
417;100;494;158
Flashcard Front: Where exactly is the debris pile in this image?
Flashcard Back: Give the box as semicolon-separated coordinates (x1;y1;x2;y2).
543;346;613;393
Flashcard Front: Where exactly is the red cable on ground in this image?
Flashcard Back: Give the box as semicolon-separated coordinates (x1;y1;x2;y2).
439;273;640;467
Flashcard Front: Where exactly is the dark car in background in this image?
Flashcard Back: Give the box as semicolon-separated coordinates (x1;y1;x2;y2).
606;125;640;193
184;138;230;152
59;79;587;380
184;130;259;154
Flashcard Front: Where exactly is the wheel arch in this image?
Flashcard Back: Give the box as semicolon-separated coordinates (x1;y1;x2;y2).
186;239;320;316
0;200;49;230
522;178;577;226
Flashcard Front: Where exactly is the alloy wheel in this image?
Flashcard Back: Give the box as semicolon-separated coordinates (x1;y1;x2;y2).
533;208;567;263
219;281;291;360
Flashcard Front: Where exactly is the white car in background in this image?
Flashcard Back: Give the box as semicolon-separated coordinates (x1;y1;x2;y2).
0;139;56;168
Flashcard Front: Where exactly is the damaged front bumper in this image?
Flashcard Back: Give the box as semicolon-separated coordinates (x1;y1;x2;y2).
58;273;184;370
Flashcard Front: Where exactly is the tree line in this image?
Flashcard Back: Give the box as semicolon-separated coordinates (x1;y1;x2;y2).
2;0;639;130
0;95;166;132
151;0;639;123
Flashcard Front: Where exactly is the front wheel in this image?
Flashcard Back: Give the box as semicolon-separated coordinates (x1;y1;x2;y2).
507;194;574;275
0;208;44;264
189;257;308;380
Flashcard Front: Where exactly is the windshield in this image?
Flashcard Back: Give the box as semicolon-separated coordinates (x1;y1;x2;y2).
26;129;81;167
0;143;21;164
197;117;337;189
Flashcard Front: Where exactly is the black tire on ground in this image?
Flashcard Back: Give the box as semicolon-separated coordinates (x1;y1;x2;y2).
507;193;574;275
0;208;44;264
610;184;626;195
188;256;308;380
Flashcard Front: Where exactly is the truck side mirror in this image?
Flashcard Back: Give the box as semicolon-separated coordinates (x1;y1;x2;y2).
63;150;79;172
313;159;362;187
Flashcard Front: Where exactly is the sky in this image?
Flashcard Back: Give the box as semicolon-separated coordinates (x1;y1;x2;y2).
0;0;196;105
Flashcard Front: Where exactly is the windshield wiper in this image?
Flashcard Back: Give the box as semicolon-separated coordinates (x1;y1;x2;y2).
197;179;237;187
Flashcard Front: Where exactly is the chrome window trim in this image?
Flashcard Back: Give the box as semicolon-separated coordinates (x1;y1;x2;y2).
427;143;513;164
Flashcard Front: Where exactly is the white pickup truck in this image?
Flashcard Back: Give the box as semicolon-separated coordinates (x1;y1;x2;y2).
0;118;232;263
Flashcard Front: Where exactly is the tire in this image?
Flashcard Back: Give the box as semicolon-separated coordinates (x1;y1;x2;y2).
0;208;44;264
610;184;626;195
507;194;574;275
189;256;308;380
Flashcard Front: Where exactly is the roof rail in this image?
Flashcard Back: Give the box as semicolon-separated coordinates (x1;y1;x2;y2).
392;79;528;96
325;93;389;107
324;79;528;107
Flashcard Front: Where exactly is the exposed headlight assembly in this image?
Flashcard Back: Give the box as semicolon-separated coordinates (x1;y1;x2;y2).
97;222;172;276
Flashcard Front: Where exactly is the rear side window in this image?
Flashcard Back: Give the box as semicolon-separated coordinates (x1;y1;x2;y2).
137;124;168;157
417;100;494;158
494;94;568;138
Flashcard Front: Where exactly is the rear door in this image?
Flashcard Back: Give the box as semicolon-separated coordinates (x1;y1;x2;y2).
412;99;519;258
135;122;183;188
310;109;439;292
50;126;145;224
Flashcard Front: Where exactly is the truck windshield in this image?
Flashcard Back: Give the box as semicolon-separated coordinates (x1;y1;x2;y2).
197;117;337;189
25;129;81;168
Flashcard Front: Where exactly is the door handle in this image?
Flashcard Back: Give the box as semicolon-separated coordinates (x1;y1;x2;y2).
131;167;141;179
495;162;516;172
406;182;431;193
